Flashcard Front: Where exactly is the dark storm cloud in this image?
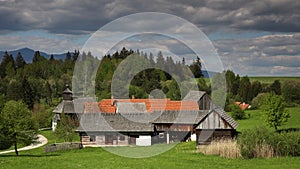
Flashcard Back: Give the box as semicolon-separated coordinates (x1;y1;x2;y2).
0;0;299;34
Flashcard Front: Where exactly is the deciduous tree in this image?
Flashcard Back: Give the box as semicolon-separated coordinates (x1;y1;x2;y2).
0;100;38;156
54;113;77;142
262;93;290;131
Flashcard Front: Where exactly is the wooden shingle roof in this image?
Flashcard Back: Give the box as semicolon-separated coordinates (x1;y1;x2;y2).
53;100;75;114
152;110;210;124
53;97;95;114
183;91;206;101
76;113;153;132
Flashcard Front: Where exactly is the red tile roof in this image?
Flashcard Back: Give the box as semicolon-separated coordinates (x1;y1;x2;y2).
85;98;199;113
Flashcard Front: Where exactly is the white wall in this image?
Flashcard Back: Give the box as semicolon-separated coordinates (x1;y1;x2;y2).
136;136;151;146
191;133;197;141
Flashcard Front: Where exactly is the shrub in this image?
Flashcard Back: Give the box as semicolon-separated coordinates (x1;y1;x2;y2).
282;80;300;104
229;104;246;120
238;126;274;158
251;93;268;109
238;126;300;158
269;131;300;156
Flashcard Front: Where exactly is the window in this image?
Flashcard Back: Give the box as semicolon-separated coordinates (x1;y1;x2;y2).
90;135;96;142
119;136;125;141
159;133;164;138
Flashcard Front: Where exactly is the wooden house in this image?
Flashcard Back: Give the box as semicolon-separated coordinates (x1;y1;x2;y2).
74;90;238;146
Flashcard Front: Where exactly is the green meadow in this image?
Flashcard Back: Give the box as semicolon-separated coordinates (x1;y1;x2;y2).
1;107;300;169
237;107;300;132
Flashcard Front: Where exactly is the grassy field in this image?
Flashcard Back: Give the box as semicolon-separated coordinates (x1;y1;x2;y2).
249;76;300;84
1;139;300;169
1;108;300;168
237;107;300;132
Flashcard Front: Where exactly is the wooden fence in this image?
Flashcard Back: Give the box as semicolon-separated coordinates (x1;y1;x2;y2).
44;142;82;153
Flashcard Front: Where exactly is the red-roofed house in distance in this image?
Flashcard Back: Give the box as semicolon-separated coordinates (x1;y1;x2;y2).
235;102;251;110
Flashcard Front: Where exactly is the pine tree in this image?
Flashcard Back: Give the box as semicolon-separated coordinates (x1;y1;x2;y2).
0;51;14;78
189;56;203;78
238;76;252;102
156;51;165;69
15;52;26;69
49;54;55;63
22;78;34;110
6;79;22;101
32;51;41;63
73;50;79;62
270;80;281;95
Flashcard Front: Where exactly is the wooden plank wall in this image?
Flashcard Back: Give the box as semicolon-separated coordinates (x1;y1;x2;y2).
196;111;232;129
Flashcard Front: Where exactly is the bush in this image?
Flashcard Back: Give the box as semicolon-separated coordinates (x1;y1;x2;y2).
269;131;300;156
251;93;268;109
282;80;300;104
229;104;246;120
238;126;300;158
238;126;273;158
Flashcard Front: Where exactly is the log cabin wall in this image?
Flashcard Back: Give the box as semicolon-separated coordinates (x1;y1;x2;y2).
80;132;131;146
196;129;235;145
155;124;193;132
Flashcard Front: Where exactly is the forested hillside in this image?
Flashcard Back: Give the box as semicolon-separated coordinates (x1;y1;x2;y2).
0;47;204;110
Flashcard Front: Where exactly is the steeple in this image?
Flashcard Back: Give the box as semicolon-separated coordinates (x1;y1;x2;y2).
63;84;73;100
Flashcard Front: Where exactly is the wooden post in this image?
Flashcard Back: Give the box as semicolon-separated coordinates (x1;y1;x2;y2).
166;131;169;144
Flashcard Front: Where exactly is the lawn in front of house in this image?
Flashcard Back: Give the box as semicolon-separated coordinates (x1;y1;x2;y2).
1;140;300;169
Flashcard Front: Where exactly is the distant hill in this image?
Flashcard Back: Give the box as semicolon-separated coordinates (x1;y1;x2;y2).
0;48;67;63
202;70;217;78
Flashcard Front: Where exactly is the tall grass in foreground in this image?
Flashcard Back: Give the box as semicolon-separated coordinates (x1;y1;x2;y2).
197;139;241;159
197;139;275;159
198;126;300;159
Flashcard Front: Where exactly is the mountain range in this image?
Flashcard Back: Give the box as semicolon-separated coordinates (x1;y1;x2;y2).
0;48;67;63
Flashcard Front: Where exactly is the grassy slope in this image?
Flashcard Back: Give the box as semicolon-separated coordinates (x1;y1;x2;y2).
1;108;300;169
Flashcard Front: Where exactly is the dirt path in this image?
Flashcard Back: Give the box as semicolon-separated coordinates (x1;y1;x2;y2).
0;134;48;154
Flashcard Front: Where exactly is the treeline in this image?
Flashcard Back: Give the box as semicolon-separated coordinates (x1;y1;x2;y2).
0;47;204;111
219;70;300;112
95;48;204;100
0;50;79;110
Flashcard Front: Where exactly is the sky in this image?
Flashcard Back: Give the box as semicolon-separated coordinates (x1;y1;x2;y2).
0;0;299;76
